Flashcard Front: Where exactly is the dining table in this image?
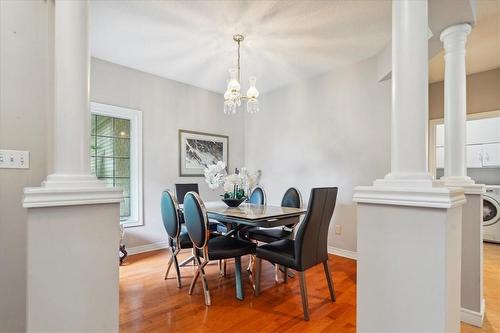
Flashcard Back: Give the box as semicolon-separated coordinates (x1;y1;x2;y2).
204;201;307;235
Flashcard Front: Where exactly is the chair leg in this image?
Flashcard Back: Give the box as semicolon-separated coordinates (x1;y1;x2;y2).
246;254;254;272
323;260;336;302
188;258;201;296
223;259;227;276
197;258;211;306
283;267;288;284
254;257;262;296
178;254;195;267
165;247;182;288
172;250;182;288
234;256;244;300
274;264;280;283
164;250;174;280
298;271;310;321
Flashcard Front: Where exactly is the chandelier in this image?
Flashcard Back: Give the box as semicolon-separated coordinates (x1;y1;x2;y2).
223;34;259;114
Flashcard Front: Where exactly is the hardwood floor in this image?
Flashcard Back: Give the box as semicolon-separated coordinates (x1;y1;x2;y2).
120;243;500;333
461;243;500;333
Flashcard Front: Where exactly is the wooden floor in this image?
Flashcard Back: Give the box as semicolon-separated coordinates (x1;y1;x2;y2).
120;243;500;333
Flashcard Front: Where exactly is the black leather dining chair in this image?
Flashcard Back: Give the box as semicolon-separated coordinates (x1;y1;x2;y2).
254;187;338;320
160;190;193;288
246;187;302;243
183;191;256;306
175;183;199;205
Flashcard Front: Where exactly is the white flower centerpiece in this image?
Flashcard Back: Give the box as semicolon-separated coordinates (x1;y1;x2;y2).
204;162;258;207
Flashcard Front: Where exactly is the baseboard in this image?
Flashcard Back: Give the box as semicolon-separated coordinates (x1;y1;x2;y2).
127;241;169;256
328;246;357;260
461;299;485;327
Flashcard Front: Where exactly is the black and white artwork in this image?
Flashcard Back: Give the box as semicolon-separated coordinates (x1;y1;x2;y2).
179;130;228;176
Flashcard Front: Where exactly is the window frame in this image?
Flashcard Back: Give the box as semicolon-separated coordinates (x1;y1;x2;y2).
90;102;143;228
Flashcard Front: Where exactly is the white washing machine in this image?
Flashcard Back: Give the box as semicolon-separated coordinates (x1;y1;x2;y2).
483;185;500;243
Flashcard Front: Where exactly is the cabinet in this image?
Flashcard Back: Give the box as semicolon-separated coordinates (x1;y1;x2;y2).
435;116;500;169
466;145;483;168
482;143;500;167
467;117;500;145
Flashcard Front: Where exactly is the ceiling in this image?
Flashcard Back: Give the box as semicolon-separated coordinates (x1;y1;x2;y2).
90;0;391;94
429;0;500;83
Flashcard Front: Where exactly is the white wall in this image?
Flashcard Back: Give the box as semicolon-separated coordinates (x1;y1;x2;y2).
90;58;245;248
244;56;391;252
0;1;53;331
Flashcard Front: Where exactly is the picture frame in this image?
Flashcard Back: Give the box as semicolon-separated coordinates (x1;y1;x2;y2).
179;129;229;177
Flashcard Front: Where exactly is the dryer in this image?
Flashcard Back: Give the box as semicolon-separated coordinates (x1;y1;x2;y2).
483;185;500;243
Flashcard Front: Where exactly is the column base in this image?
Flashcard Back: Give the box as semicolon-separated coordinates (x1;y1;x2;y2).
354;183;466;333
23;174;123;208
354;180;466;208
438;177;486;195
461;299;485;327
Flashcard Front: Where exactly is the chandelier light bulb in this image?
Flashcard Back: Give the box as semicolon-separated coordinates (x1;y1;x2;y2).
246;76;259;99
223;34;260;114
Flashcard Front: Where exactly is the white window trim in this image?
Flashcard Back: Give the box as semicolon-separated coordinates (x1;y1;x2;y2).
90;102;143;228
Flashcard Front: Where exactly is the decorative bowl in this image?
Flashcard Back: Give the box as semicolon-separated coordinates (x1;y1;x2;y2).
221;198;246;208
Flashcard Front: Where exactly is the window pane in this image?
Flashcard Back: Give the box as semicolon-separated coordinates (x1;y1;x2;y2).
115;158;130;177
114;138;130;158
91;115;96;135
96;136;114;157
91;156;96;175
96;157;114;177
115;178;130;197
98;177;114;187
96;115;113;136
114;118;130;138
120;197;131;218
90;111;136;222
90;135;97;157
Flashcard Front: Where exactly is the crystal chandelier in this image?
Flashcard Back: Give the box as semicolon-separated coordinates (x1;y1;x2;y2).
223;34;259;114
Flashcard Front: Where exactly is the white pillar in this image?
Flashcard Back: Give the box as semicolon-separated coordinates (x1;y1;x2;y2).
382;0;432;184
22;1;122;331
53;0;90;176
441;24;472;182
39;0;102;188
439;23;486;327
353;1;466;332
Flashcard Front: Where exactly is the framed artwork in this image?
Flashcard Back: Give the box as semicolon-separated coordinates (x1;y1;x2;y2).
179;129;229;177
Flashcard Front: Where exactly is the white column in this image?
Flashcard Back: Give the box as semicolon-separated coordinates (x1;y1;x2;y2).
441;24;472;183
382;0;433;185
22;1;122;331
439;23;486;327
353;1;466;332
53;0;91;176
23;0;122;204
41;0;100;188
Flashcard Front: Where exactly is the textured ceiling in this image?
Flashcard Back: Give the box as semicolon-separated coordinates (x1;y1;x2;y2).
90;0;391;94
429;0;500;83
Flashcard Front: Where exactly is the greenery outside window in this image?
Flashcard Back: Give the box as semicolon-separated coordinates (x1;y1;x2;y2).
90;102;143;227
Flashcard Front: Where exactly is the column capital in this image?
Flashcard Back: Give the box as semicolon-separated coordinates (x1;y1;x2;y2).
440;23;472;52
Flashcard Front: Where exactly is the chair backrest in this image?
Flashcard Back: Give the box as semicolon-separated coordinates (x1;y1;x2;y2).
183;191;209;250
281;187;302;209
161;190;181;239
294;187;338;271
281;187;303;228
249;186;266;205
175;183;199;204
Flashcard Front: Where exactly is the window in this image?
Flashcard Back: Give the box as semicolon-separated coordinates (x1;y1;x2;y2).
90;102;143;227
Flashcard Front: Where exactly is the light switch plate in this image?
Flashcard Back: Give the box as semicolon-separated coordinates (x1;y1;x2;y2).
0;149;30;169
334;224;342;235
